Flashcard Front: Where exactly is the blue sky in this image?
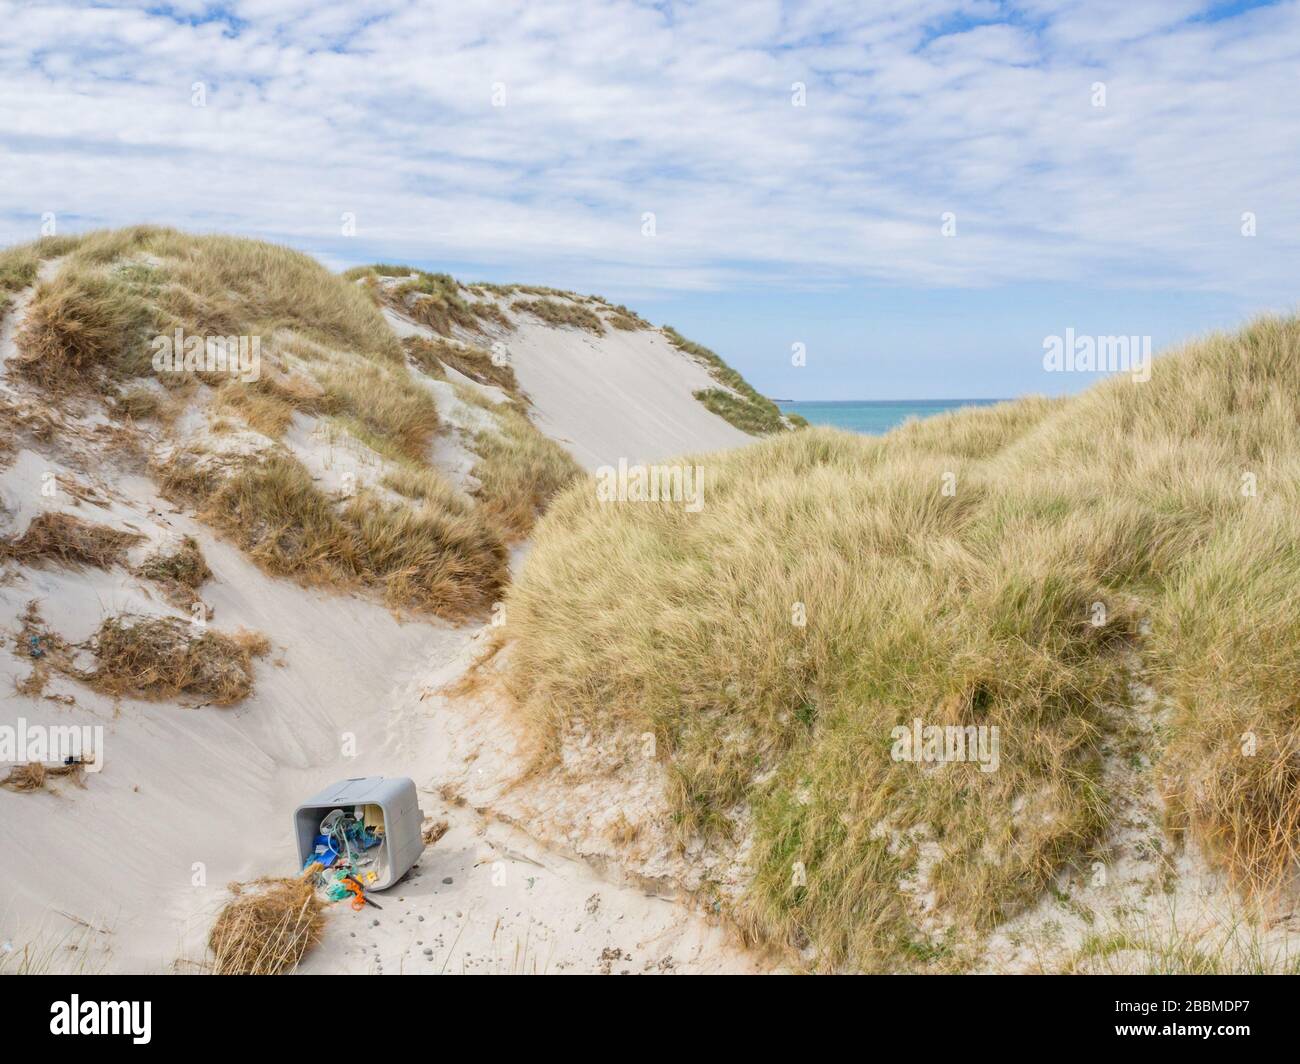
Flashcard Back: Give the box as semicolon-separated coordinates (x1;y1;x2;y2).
2;0;1297;399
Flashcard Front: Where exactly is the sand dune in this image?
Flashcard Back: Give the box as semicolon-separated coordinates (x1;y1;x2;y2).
0;246;768;974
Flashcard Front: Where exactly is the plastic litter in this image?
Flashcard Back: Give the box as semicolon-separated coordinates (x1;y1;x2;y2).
295;777;422;912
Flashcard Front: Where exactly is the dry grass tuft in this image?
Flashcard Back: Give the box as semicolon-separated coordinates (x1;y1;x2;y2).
90;614;268;705
316;361;442;462
607;309;647;331
343;489;509;615
381;463;465;505
512;297;605;335
661;325;788;435
212;381;296;439
101;227;398;361
0;246;40;316
112;387;163;422
260;365;327;408
136;534;211;590
208;872;325;975
175;452;351;579
595;300;652;331
168;451;507;617
12;227;401;395
14;265;157;388
398;271;483;335
693;386;786;435
1;513;142;569
0;235;82;314
0;761;86;793
464;397;584;537
351;266;510;336
403;335;521;398
422;819;450;845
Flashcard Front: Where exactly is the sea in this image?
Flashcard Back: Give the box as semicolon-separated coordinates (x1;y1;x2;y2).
775;398;1007;436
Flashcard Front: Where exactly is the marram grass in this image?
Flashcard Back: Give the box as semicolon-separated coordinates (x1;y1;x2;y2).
504;315;1300;971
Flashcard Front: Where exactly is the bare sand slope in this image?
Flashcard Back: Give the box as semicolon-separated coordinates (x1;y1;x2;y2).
0;277;764;974
496;314;753;471
383;302;754;470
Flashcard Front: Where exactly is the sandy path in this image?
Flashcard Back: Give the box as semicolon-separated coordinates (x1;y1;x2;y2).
297;794;757;975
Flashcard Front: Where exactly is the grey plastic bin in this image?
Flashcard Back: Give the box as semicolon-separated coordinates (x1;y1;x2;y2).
294;776;423;890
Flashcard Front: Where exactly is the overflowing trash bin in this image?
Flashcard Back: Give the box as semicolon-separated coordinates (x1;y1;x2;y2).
293;776;423;897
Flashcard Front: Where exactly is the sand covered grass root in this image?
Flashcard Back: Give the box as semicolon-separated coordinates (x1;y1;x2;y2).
135;534;211;590
90;615;269;705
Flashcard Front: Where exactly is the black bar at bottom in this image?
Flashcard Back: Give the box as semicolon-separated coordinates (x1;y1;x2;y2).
6;973;1292;1049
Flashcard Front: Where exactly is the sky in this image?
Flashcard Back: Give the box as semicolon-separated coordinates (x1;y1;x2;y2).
1;0;1297;399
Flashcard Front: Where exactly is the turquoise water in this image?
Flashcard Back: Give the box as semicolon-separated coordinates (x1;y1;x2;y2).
777;398;1006;436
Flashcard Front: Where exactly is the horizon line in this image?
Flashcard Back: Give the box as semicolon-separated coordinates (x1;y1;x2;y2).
771;396;1015;404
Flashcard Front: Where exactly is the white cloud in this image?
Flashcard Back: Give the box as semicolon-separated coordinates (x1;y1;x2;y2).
0;0;1296;300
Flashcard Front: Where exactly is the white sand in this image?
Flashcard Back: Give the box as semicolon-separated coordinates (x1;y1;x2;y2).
495;313;753;471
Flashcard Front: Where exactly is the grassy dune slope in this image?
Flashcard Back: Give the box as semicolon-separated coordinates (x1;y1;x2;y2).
3;227;580;617
503;316;1300;970
662;325;800;434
